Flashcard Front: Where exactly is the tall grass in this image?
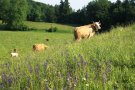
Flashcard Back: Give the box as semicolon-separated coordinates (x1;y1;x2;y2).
0;22;135;90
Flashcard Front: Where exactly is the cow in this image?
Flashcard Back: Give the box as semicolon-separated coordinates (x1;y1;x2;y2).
11;49;18;57
74;21;101;41
33;44;48;51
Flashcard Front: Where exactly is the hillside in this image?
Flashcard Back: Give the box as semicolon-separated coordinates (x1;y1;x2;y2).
24;21;74;33
0;20;74;33
0;22;135;89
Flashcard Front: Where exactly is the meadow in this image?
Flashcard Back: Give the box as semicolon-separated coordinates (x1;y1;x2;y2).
0;21;135;90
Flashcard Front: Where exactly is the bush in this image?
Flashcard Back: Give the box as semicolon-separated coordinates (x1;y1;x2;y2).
0;24;6;30
0;23;38;31
5;24;30;31
46;27;58;32
29;27;37;31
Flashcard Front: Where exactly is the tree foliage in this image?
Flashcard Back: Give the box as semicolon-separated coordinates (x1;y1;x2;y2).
0;0;28;30
58;0;72;23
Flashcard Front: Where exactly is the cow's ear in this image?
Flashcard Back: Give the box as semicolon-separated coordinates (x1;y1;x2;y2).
92;23;96;27
98;20;101;25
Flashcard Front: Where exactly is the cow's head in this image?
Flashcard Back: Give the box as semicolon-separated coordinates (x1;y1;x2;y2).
93;21;101;31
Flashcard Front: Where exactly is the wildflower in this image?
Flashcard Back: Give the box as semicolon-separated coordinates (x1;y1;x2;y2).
74;84;76;87
29;65;33;73
103;73;107;84
85;72;89;80
78;62;81;67
86;83;89;87
0;83;3;89
44;61;48;69
73;56;77;62
35;64;39;75
82;77;86;81
7;75;13;86
44;79;47;82
78;54;87;67
79;54;84;63
27;76;31;85
0;76;1;80
67;75;71;81
120;28;123;31
1;73;7;82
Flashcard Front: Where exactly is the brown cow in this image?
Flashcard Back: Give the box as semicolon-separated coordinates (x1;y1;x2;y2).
33;44;48;51
74;21;101;41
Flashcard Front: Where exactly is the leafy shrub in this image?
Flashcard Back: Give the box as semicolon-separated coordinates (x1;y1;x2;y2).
46;27;58;32
0;24;6;30
29;27;37;31
5;24;30;31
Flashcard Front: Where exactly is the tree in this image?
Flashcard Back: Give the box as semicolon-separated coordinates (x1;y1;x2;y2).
110;0;135;25
45;6;57;22
130;0;135;21
0;0;10;23
63;0;71;15
27;2;42;21
122;0;135;24
110;0;124;25
58;0;72;23
54;5;60;22
0;0;28;30
86;0;111;31
58;0;65;23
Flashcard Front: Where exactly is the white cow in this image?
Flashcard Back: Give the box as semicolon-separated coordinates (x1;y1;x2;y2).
11;49;18;57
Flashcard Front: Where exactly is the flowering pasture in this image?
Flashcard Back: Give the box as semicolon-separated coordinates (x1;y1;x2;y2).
0;23;135;90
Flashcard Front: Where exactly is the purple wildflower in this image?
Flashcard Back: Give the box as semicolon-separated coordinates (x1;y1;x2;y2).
44;61;48;70
1;73;7;83
27;76;31;86
35;64;39;76
0;83;3;89
103;72;107;84
29;65;33;73
7;76;13;86
73;56;77;62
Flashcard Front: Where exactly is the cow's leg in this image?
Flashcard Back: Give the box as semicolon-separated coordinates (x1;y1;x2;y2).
91;32;95;37
77;38;81;41
75;36;81;41
87;33;90;39
75;32;81;41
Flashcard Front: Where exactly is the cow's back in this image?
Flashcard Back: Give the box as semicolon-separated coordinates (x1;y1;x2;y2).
33;44;45;51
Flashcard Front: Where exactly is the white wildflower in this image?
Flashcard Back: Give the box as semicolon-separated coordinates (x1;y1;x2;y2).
86;83;89;87
82;77;86;81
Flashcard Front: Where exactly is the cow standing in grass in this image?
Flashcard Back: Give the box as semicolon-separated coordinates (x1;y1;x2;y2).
74;21;101;41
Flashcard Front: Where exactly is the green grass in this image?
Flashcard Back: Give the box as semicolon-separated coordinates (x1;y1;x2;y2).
0;20;74;33
24;21;74;33
0;21;135;90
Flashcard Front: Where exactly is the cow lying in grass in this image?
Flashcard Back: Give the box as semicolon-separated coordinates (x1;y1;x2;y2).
74;21;101;41
33;44;48;51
